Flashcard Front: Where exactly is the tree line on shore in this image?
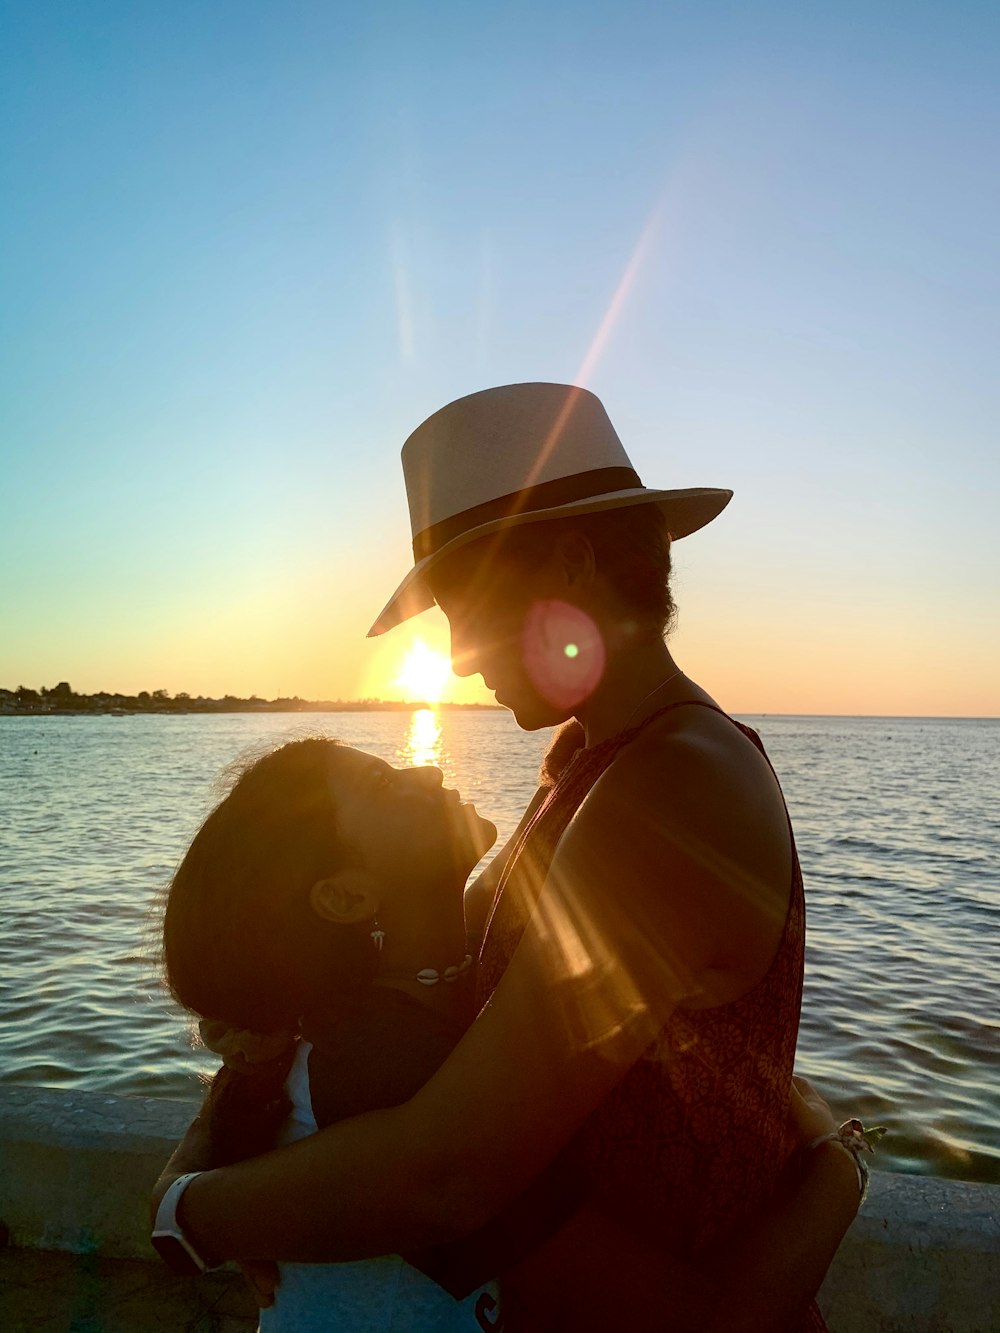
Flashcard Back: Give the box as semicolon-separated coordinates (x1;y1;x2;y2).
0;682;497;715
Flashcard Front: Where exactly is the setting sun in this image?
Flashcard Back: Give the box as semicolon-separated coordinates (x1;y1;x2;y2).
395;640;453;704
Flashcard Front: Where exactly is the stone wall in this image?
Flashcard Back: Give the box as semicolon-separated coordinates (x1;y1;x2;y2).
1;1086;997;1331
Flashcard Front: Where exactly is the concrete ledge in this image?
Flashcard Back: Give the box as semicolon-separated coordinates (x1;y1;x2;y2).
0;1085;199;1260
1;1086;998;1331
818;1172;1000;1332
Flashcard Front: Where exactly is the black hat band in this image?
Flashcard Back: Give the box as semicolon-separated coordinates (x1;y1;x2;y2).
411;465;643;563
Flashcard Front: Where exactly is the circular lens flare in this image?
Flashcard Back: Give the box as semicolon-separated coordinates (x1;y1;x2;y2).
522;601;606;708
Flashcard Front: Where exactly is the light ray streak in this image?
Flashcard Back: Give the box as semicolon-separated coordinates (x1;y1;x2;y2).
574;205;662;389
520;200;665;494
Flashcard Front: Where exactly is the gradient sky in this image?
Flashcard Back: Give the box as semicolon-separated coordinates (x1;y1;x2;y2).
2;1;998;715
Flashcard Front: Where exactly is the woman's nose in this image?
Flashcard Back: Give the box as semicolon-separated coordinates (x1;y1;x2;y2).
411;765;444;788
448;625;481;679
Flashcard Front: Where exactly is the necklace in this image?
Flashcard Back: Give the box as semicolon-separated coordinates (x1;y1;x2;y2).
378;954;474;988
415;954;473;987
620;668;684;734
371;921;473;986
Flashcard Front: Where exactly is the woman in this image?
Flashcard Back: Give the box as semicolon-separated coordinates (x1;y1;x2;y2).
154;384;871;1330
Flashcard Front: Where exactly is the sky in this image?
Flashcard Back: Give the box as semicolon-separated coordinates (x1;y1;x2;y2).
1;1;998;716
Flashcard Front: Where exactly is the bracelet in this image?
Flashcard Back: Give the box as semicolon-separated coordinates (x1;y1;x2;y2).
806;1119;887;1206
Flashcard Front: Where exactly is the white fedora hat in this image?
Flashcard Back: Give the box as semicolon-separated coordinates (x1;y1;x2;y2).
367;382;732;637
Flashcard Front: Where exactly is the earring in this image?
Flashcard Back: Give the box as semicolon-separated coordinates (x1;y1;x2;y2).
370;919;385;952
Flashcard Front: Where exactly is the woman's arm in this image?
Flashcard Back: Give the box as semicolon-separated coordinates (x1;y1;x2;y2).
160;1077;860;1330
155;737;834;1266
157;1075;860;1327
163;903;649;1262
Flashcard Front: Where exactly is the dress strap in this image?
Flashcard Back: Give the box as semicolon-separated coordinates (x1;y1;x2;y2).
633;697;728;729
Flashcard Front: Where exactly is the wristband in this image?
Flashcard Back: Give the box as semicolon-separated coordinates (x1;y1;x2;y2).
151;1172;216;1276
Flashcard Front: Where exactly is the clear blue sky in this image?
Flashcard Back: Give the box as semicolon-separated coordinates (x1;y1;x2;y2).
2;1;998;714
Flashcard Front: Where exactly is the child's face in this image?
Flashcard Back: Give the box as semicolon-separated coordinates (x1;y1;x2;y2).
328;747;496;894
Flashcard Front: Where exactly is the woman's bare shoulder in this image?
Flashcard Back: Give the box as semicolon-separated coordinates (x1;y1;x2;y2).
577;701;787;843
552;703;793;1002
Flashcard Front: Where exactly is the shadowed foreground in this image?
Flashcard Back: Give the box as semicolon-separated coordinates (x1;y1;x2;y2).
0;1246;257;1333
1;1087;997;1332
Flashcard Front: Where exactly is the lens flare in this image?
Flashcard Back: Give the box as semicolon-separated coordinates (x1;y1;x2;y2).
522;601;606;709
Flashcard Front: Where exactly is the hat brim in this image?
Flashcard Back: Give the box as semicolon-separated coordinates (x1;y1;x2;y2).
366;486;732;637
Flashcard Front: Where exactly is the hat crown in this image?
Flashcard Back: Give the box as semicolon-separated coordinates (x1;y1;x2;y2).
402;383;633;540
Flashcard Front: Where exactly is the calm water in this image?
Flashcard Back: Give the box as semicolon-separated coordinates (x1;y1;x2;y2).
0;711;997;1183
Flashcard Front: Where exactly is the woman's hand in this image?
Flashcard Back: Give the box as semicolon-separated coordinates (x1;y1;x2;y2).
788;1072;838;1147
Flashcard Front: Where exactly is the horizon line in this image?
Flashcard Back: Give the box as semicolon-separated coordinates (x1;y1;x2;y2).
1;685;996;722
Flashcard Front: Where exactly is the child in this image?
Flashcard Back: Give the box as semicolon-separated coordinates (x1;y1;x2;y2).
162;736;504;1332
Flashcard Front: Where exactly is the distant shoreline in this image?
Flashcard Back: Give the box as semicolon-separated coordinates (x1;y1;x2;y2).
0;698;503;717
1;704;996;722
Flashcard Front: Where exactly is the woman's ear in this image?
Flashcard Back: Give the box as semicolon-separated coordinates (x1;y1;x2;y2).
556;532;596;589
309;869;379;925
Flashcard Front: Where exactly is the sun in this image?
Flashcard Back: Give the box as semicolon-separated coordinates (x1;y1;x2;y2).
395;640;453;704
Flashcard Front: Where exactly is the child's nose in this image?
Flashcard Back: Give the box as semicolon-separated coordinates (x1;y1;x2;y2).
411;766;444;788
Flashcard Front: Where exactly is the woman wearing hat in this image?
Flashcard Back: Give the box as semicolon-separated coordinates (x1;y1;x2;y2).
154;385;868;1329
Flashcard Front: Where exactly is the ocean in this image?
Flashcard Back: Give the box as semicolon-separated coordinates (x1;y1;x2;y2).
0;709;997;1183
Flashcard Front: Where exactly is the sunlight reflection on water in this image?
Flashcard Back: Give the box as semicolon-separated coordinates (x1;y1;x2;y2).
397;707;443;769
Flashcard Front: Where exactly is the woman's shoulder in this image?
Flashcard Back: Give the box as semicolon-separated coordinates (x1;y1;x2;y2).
594;699;784;833
551;699;793;1003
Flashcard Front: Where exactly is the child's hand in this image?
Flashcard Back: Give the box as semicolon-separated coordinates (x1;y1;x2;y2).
149;1111;214;1227
238;1259;281;1308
